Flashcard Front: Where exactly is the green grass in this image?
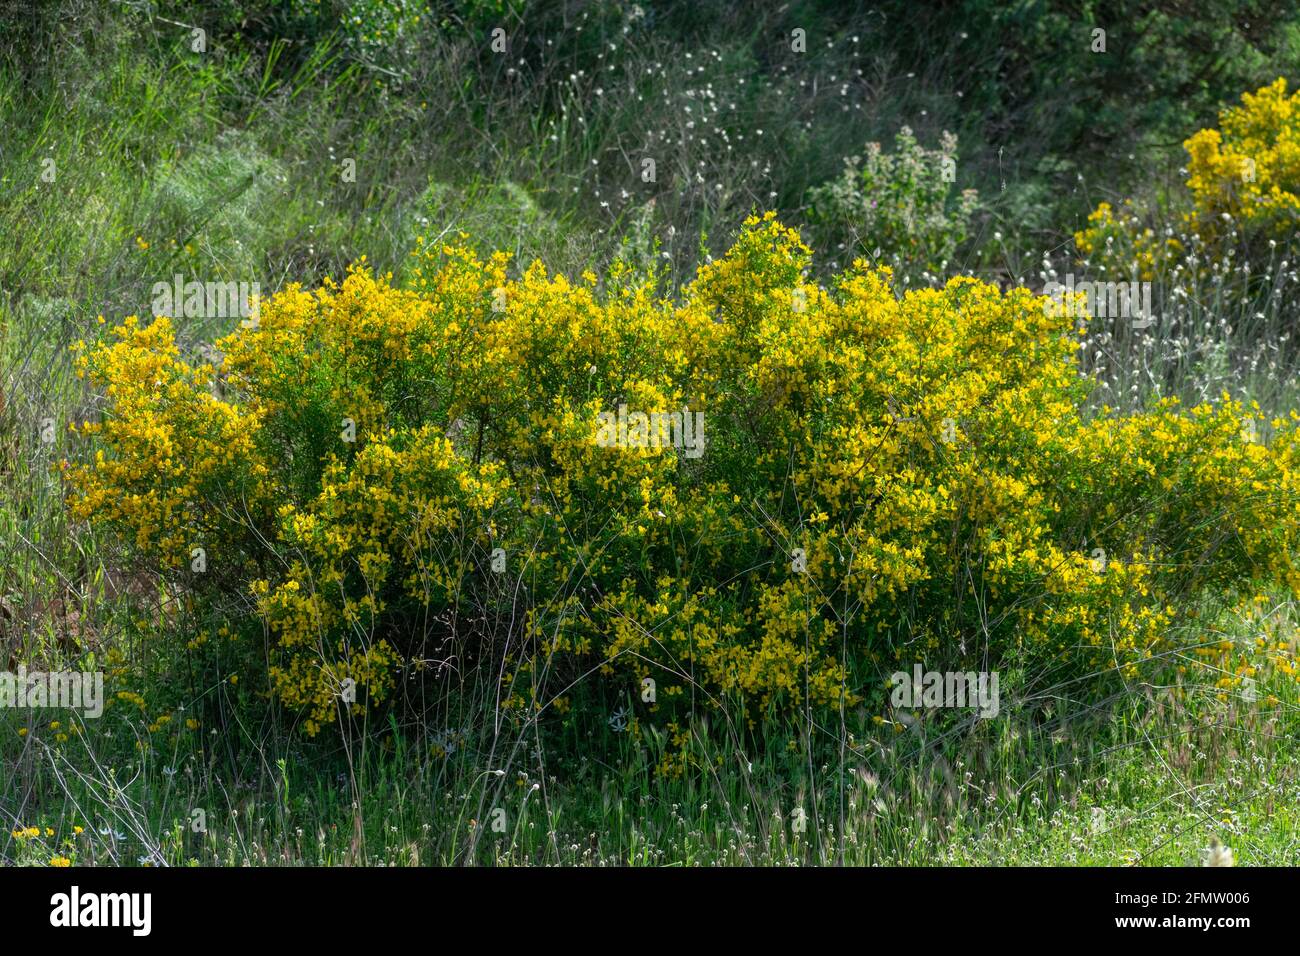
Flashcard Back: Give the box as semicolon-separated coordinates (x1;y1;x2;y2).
5;657;1296;866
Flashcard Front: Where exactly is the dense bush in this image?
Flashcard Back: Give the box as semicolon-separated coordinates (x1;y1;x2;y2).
867;0;1300;202
1185;78;1300;238
808;126;979;278
68;214;1300;746
1063;78;1300;412
1076;78;1300;280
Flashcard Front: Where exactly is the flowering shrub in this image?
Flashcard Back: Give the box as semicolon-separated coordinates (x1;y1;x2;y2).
1184;78;1300;238
808;126;979;277
1076;78;1300;277
1065;79;1300;416
5;824;84;867
69;214;1300;740
1072;199;1184;282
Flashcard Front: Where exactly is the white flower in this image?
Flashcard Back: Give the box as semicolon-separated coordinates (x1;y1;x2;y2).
1201;837;1234;867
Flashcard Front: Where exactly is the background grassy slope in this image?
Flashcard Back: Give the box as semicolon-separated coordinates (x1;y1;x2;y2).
2;0;1298;865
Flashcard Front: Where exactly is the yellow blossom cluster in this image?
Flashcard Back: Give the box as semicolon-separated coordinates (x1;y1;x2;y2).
1184;78;1300;236
69;315;267;565
69;213;1300;734
1076;78;1300;275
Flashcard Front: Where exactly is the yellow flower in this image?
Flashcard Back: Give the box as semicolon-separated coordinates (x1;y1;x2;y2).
70;212;1300;739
